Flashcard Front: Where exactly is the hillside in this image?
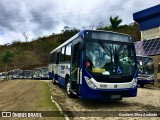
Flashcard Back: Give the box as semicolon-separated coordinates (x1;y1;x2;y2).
0;29;79;71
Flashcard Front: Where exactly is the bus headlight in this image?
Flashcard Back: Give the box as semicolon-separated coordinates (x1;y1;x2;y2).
84;76;97;89
147;76;154;80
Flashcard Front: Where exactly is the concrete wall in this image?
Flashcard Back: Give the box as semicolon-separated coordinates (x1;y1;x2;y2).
141;27;160;40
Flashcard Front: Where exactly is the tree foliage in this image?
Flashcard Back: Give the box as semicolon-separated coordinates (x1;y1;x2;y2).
0;50;14;75
0;50;14;66
110;16;122;30
97;16;141;41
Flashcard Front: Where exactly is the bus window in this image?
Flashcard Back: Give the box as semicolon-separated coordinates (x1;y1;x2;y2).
65;43;71;62
56;52;60;64
60;47;65;62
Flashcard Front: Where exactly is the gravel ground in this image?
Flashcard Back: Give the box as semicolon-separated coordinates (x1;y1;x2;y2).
49;82;160;120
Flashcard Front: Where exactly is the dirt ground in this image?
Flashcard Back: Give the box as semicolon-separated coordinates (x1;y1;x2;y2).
49;81;160;120
0;80;64;120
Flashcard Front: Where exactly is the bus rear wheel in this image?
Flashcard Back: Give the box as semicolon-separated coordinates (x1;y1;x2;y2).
66;81;75;98
53;78;57;85
52;72;57;85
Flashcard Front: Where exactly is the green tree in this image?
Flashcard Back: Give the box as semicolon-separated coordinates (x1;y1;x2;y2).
110;16;122;30
0;50;14;79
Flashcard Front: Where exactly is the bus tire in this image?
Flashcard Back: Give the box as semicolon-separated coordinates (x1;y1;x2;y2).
66;81;75;98
140;84;144;88
52;77;57;85
52;72;57;85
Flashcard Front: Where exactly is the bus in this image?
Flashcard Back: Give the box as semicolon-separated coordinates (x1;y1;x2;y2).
0;72;6;81
41;67;50;79
23;70;33;79
137;56;154;87
49;30;138;100
33;68;42;79
8;69;23;79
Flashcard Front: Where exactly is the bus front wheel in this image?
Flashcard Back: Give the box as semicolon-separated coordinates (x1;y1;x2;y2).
140;84;144;88
66;81;75;98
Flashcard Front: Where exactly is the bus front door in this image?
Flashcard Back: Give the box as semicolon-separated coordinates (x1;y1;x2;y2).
70;43;81;94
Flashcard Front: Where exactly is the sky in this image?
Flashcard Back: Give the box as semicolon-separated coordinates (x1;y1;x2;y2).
0;0;159;45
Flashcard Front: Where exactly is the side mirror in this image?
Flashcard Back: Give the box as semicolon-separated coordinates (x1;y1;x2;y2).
79;40;84;51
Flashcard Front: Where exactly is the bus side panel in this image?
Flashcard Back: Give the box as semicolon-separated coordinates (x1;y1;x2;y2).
57;63;70;87
138;79;154;85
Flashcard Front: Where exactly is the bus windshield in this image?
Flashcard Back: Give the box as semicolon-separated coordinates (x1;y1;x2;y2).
137;57;154;75
42;68;48;74
85;41;136;76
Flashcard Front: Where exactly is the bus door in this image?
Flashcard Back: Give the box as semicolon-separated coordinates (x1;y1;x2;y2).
70;43;81;93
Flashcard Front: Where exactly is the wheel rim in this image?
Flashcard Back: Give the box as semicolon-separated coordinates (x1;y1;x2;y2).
67;82;71;95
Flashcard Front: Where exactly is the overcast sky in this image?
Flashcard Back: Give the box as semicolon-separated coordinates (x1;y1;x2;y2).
0;0;159;45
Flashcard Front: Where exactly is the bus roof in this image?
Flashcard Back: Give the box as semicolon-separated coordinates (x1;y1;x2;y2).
34;68;42;70
50;30;132;54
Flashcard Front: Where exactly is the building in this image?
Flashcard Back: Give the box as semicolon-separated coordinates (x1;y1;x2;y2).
133;4;160;40
133;4;160;85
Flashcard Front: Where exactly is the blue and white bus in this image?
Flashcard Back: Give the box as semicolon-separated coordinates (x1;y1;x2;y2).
137;56;154;87
7;69;23;79
49;30;138;100
41;67;50;79
23;70;33;79
33;68;42;79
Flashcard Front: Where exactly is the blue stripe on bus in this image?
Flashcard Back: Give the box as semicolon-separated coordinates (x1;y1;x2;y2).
58;76;66;87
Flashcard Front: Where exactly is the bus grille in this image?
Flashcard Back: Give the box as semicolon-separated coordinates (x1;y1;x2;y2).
91;74;133;83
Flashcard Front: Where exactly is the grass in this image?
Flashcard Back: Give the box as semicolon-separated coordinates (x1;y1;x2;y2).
35;81;55;109
34;81;65;120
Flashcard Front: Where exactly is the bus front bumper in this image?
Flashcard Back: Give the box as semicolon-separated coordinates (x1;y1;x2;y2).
138;79;154;85
81;87;137;100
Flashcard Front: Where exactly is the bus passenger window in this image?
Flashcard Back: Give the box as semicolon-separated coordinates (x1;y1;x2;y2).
60;47;65;62
65;43;71;62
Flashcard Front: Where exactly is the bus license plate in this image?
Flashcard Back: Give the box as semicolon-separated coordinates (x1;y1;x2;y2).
111;95;122;100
